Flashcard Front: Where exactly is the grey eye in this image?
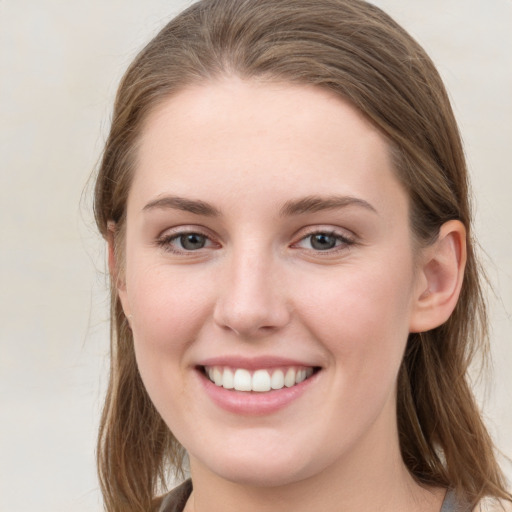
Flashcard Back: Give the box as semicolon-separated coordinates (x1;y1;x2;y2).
309;233;338;250
179;233;207;250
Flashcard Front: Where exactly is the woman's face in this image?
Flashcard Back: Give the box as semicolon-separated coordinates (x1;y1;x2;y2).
118;78;426;487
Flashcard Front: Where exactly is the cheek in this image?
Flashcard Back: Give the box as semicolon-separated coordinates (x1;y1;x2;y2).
124;265;215;422
297;257;415;377
127;261;208;336
124;262;214;386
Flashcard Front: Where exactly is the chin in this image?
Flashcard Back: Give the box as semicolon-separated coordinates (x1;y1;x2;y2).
215;462;308;488
190;441;325;488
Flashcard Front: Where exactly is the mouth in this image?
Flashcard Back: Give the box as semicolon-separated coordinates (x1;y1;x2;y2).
201;365;319;393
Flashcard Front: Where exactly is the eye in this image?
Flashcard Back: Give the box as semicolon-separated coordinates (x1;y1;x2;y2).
156;230;216;254
176;233;208;250
294;230;354;252
309;233;339;250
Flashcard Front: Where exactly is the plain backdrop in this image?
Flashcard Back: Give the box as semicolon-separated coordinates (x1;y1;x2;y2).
1;1;510;511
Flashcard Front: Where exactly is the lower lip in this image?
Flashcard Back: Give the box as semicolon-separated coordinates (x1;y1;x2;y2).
197;369;319;415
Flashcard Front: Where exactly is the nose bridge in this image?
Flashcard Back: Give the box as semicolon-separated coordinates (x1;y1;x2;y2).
213;239;289;337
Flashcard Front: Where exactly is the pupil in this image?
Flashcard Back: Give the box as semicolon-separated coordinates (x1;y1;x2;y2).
311;233;336;250
181;233;206;250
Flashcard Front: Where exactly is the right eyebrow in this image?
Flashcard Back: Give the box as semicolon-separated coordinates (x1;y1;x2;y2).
142;195;221;217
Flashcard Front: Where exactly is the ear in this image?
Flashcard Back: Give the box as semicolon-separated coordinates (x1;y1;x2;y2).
409;220;467;333
107;222;130;317
107;221;124;289
107;221;132;327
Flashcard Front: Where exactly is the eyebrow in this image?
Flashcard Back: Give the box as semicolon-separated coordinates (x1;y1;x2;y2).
279;195;378;216
143;195;221;216
142;194;377;217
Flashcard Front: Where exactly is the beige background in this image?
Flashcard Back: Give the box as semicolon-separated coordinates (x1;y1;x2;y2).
0;1;510;510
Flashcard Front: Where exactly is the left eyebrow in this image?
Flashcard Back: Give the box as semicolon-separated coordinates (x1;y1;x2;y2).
279;195;378;217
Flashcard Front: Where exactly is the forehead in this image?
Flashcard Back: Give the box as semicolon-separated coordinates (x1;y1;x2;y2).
130;78;407;218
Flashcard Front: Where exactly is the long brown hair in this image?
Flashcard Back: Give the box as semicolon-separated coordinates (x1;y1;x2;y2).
94;1;511;510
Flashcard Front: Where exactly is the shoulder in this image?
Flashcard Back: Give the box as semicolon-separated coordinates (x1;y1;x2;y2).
157;479;193;512
473;497;512;512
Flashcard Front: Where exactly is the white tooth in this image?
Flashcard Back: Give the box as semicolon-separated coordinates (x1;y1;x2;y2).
271;369;285;390
306;368;314;378
284;368;296;387
295;369;306;384
222;368;234;389
252;370;271;392
208;367;215;382
213;367;223;386
233;369;252;391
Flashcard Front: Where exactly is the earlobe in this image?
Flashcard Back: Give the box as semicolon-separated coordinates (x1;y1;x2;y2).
409;220;467;333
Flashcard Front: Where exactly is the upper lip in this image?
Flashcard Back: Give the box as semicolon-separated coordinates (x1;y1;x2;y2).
196;355;320;370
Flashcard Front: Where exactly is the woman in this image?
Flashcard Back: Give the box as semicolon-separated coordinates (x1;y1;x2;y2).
93;1;512;511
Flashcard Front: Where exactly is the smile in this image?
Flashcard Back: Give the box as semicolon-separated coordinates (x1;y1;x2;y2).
203;366;315;392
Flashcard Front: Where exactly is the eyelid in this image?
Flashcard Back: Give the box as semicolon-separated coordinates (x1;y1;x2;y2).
155;225;220;254
290;226;357;252
292;225;356;243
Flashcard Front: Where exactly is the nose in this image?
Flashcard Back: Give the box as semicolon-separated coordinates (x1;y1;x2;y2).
213;247;291;338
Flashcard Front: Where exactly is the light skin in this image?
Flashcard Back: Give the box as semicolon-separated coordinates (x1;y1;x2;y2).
111;78;466;512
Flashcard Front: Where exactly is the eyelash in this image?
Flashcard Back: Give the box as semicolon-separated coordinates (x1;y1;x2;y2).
155;228;355;255
292;230;355;253
156;230;216;254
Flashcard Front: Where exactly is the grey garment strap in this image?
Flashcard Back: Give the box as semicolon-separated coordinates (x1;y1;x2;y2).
159;482;472;512
441;489;472;512
159;479;193;512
